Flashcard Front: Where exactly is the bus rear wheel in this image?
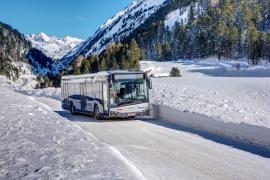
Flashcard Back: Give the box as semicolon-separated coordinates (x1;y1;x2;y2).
94;105;100;120
70;103;75;114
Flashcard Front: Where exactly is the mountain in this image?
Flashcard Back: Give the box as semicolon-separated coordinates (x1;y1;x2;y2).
62;0;270;66
26;0;270;80
27;33;83;60
0;21;33;79
61;0;168;65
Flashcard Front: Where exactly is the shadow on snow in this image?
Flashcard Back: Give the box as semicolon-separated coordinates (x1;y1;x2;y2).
55;109;270;159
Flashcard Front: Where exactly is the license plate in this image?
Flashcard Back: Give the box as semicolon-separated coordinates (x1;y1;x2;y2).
128;112;136;117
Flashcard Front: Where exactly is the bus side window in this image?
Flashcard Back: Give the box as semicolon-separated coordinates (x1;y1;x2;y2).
93;83;97;99
70;83;75;97
64;83;66;98
99;83;102;100
75;84;80;96
65;83;68;97
97;82;101;99
86;83;93;98
62;83;65;98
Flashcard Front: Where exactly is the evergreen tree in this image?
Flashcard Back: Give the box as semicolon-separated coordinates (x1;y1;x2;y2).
128;39;140;69
170;67;181;77
81;59;90;74
156;42;163;61
163;41;172;61
91;55;100;72
140;48;146;61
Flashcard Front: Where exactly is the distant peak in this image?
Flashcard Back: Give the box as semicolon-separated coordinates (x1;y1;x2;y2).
39;32;47;36
63;35;83;42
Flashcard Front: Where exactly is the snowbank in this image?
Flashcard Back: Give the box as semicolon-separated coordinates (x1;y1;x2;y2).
141;60;270;129
14;59;270;130
0;78;140;179
19;87;61;101
141;61;172;77
152;105;270;149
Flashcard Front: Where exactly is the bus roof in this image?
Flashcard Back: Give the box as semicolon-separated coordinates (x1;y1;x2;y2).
61;70;145;81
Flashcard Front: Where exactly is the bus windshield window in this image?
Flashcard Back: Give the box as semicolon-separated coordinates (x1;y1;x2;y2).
112;80;148;106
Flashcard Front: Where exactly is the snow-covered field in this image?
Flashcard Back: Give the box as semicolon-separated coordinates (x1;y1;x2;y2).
0;76;142;179
141;60;270;129
16;59;270;129
2;59;270;179
13;77;270;180
13;59;270;148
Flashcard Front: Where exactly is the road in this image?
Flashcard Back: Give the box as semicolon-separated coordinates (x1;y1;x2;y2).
37;97;270;180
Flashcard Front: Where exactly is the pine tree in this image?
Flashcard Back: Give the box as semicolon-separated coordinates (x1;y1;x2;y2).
163;41;172;61
91;55;100;73
170;67;181;77
44;76;50;88
81;59;90;74
156;42;163;61
140;48;146;61
128;39;140;69
262;32;270;61
231;26;239;58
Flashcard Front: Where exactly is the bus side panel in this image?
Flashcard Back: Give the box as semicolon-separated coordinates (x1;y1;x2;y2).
80;83;87;111
102;83;109;115
85;82;94;113
61;83;70;110
71;83;81;110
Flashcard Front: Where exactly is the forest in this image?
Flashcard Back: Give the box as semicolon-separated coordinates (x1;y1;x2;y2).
127;0;270;65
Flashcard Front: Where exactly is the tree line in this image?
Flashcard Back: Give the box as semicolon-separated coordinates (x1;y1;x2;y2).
69;39;143;75
127;0;270;65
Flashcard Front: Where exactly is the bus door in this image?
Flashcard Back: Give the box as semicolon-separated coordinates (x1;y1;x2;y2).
102;83;109;112
80;83;87;111
85;83;94;113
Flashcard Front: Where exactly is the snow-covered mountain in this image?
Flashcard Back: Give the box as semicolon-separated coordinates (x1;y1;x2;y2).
164;2;203;30
25;0;170;78
61;0;168;65
27;32;83;60
0;21;34;80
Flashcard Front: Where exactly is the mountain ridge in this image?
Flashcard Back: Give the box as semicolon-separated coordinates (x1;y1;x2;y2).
61;0;169;65
0;21;33;80
27;32;82;60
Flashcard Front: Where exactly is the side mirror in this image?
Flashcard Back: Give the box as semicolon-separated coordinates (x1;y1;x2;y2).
108;76;113;88
109;80;112;88
147;77;152;89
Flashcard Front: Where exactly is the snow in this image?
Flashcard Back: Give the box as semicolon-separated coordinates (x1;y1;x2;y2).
0;76;141;179
13;86;269;180
165;7;189;29
17;59;270;130
62;0;168;62
141;59;270;129
27;32;83;59
164;2;203;30
4;56;270;179
33;100;270;180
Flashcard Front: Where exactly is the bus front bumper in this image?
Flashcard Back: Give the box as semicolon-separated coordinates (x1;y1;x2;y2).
108;103;150;118
109;110;150;118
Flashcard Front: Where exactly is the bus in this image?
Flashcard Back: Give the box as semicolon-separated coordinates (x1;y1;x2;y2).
61;70;152;119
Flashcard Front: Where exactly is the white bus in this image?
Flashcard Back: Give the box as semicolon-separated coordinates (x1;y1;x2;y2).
61;71;152;119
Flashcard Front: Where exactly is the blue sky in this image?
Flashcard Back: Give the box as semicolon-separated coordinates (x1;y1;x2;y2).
0;0;133;39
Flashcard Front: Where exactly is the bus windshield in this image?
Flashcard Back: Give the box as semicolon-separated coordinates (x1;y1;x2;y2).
111;79;148;107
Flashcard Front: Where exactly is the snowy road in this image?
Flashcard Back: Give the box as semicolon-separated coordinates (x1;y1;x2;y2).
0;79;141;180
7;59;270;179
37;97;270;180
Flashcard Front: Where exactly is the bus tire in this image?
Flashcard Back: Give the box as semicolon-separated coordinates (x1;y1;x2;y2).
70;102;75;114
94;105;100;120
